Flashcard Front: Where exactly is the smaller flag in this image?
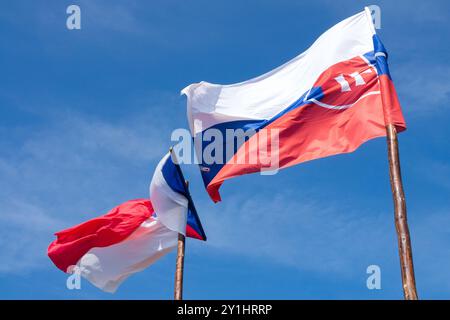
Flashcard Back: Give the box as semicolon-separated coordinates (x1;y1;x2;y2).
48;153;205;293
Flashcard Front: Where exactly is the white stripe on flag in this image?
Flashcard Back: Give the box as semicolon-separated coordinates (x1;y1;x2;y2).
77;217;178;293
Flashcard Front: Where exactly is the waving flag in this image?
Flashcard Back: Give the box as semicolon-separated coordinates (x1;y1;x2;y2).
182;8;406;202
48;153;205;293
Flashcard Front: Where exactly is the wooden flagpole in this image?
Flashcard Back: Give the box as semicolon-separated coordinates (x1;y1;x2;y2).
170;147;186;300
174;231;186;300
385;124;418;300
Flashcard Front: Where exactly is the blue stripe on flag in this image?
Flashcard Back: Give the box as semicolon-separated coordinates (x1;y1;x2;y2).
161;155;188;196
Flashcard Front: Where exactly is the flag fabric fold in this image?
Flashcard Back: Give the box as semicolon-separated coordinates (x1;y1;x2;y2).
48;153;205;293
150;152;207;241
182;7;406;202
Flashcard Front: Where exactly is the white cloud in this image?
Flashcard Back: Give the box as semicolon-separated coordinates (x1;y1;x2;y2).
395;64;450;115
198;191;394;276
0;200;64;273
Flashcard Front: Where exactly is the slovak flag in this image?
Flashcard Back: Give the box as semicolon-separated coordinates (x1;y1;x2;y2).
182;8;406;202
48;152;206;293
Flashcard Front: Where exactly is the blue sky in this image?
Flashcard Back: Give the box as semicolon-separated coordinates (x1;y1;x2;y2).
0;0;449;299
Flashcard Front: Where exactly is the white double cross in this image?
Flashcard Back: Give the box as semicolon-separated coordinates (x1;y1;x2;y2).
334;69;373;92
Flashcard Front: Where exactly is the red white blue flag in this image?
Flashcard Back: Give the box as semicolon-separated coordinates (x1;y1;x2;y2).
182;8;406;202
48;153;205;293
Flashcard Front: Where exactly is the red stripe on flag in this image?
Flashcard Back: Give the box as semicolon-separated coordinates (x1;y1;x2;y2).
48;199;154;272
379;74;406;131
186;224;203;240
